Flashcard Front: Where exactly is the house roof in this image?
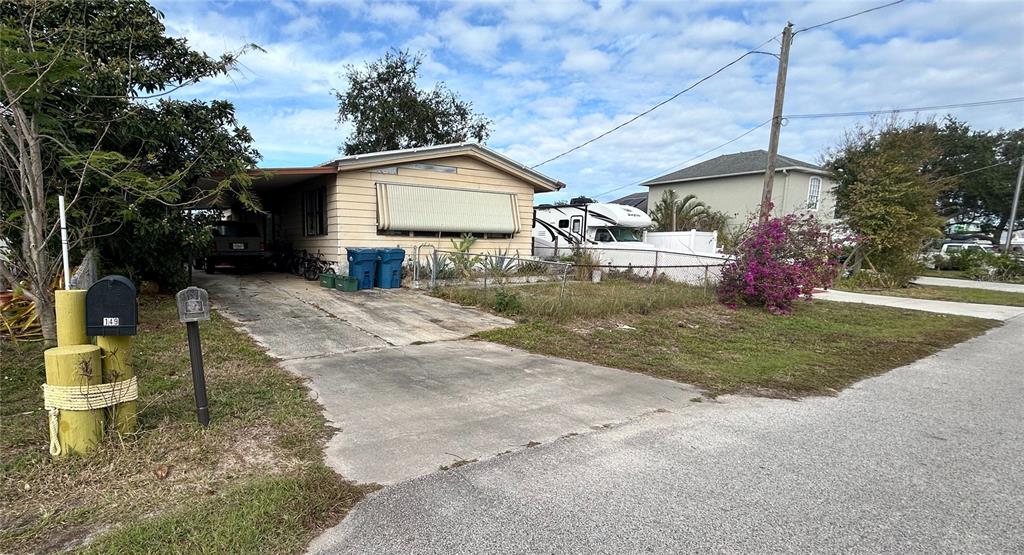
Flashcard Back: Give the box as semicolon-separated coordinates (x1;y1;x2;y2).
642;150;826;186
610;191;648;212
320;142;566;192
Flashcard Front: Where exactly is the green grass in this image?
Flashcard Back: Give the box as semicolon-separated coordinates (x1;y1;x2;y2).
840;283;1024;306
1;296;376;554
437;281;997;397
433;278;715;320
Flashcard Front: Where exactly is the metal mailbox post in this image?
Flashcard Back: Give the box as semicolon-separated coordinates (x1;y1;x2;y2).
176;287;211;426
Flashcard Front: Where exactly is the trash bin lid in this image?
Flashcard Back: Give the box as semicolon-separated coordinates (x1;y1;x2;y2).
345;247;379;261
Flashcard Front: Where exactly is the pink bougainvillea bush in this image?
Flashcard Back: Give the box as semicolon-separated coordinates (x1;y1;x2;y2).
717;214;841;314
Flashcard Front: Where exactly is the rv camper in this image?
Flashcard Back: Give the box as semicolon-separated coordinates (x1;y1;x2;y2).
533;197;727;284
533;197;653;255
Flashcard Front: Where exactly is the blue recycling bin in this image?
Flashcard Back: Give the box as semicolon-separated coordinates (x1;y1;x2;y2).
375;248;405;289
346;248;378;290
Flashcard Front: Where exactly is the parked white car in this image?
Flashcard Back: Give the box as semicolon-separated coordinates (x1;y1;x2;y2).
924;242;992;269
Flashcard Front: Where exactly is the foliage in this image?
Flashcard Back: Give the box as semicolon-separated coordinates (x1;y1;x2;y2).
563;246;600;281
0;0;259;340
825;118;945;285
101;210;217;290
480;247;518;278
931;118;1024;242
717;214;841;314
650;190;711;232
719;217;752;254
448;234;483;278
491;288;522;315
334;50;492;155
937;249;1024;282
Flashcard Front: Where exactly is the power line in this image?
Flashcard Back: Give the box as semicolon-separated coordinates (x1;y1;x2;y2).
591;97;1018;200
529;35;780;170
591;120;771;199
929;157;1023;185
794;0;907;34
530;1;910;171
785;97;1024;120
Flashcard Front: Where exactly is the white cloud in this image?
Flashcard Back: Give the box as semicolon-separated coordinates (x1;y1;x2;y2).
364;2;421;25
561;48;613;73
151;0;1024;199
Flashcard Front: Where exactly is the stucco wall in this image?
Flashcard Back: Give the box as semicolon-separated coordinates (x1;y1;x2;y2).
647;170;837;228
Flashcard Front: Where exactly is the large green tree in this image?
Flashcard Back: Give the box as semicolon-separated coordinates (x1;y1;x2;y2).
0;0;259;344
825;119;946;284
335;50;492;155
931;118;1024;243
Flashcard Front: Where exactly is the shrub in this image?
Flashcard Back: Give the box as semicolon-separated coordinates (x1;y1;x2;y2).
717;214;841;314
492;288;522;314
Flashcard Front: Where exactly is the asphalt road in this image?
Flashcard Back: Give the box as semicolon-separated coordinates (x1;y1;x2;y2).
311;317;1024;554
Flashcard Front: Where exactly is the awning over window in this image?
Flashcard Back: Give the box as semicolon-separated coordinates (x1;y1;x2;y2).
376;183;521;234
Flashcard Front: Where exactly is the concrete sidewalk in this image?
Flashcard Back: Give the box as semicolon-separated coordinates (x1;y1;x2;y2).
914;275;1024;293
815;289;1024;320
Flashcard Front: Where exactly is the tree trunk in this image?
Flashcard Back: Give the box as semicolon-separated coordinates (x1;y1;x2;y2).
36;287;57;346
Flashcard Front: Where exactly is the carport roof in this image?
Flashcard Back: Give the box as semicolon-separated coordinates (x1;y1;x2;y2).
246;166;337;192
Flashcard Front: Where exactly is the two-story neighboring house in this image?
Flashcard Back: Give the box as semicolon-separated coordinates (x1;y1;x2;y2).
641;150;837;228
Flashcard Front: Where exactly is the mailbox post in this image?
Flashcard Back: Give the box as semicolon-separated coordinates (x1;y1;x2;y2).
176;287;211;427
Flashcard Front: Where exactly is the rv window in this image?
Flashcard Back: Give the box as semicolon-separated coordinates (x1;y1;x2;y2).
558;219;569;229
609;227;643;242
571;219;581;234
595;228;614;242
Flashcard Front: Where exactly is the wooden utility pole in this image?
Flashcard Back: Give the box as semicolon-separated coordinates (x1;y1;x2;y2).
758;22;794;224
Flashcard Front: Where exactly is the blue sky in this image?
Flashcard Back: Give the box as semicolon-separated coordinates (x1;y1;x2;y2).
154;0;1024;202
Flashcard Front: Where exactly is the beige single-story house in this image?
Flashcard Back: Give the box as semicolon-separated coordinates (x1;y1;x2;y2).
642;150;837;228
233;143;564;271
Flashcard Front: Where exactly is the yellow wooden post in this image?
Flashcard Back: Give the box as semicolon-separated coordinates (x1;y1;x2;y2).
44;345;104;456
54;289;88;347
96;336;137;435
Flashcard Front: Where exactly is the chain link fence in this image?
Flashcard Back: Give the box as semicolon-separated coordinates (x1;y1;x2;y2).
405;244;729;301
406;245;573;294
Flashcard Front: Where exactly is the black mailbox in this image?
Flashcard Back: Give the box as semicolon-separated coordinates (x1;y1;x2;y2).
86;275;138;336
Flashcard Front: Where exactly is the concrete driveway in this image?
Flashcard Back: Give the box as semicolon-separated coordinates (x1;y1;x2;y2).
195;272;698;484
312;316;1024;554
194;272;513;359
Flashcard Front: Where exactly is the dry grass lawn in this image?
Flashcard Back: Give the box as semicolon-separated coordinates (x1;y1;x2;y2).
1;295;376;554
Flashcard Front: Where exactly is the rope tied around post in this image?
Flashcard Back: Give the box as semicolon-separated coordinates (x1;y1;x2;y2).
42;377;139;456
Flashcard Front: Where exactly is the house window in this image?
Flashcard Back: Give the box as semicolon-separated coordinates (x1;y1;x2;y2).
303;187;327;236
375;182;520;235
807;177;821;210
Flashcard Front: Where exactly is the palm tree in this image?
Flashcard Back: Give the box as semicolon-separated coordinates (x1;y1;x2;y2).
649;190;710;232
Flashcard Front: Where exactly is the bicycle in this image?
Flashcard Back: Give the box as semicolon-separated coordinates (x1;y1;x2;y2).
301;250;332;281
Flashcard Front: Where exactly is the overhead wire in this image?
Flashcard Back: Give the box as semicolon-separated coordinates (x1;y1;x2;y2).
529;34;781;169
589;120;770;201
794;0;907;34
785;97;1024;120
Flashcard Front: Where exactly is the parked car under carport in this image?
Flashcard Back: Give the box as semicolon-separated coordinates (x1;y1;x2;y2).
204;221;270;273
